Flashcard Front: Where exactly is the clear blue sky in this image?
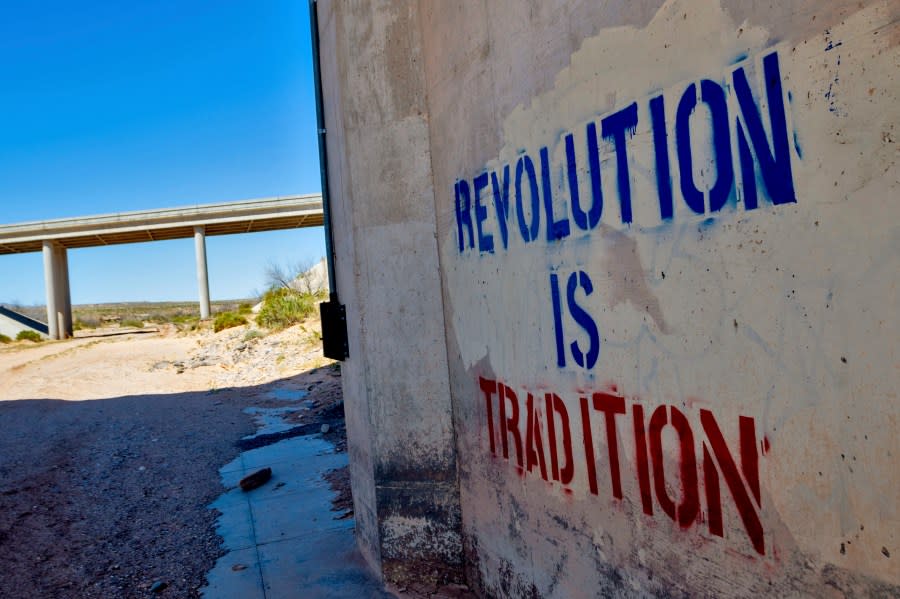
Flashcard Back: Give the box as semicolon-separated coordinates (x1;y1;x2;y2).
0;0;325;306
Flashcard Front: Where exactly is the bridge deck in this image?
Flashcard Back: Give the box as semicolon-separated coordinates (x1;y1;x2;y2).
0;194;324;254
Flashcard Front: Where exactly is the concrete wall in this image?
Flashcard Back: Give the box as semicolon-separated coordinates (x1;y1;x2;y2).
0;306;49;340
319;0;899;596
317;0;463;586
0;313;31;339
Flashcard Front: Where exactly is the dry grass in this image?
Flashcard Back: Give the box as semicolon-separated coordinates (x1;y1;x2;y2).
13;300;256;332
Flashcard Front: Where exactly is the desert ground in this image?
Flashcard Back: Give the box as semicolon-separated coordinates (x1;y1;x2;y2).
0;315;342;598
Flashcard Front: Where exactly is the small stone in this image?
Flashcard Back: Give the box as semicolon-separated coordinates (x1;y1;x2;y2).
239;467;272;492
883;547;891;558
320;424;330;434
150;580;168;593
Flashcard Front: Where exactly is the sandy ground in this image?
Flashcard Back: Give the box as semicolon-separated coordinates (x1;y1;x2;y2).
0;321;476;599
0;331;209;400
0;320;332;401
0;320;339;598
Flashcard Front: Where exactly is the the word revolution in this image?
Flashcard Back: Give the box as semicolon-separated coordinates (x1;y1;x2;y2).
455;51;796;254
479;377;768;555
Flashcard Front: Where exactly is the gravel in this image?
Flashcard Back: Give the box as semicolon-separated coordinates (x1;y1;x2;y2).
0;385;256;597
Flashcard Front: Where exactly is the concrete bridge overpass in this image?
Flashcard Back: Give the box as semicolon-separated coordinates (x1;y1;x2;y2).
0;194;323;339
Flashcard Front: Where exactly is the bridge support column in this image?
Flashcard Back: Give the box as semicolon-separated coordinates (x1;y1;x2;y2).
42;241;59;340
194;226;211;320
42;241;72;340
57;246;73;338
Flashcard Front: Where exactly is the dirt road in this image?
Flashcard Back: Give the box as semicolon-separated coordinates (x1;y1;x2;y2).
0;322;335;598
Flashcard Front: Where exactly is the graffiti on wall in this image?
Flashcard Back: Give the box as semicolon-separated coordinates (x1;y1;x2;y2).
454;52;797;378
454;50;794;246
479;377;768;555
452;49;800;557
437;0;900;587
454;50;797;372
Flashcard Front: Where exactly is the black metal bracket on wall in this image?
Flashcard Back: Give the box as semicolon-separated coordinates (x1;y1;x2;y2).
310;0;348;361
319;300;348;361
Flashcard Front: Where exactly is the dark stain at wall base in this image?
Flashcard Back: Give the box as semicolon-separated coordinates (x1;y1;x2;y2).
383;556;466;591
377;478;465;588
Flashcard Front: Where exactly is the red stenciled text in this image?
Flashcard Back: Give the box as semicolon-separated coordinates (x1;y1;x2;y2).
478;376;768;556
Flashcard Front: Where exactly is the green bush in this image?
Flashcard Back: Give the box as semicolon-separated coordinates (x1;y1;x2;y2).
16;330;42;342
0;333;11;344
256;288;318;330
213;311;247;333
237;302;253;315
119;319;144;329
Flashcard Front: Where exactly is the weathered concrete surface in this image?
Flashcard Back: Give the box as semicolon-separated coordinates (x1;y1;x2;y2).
317;0;464;587
320;0;899;596
429;0;899;596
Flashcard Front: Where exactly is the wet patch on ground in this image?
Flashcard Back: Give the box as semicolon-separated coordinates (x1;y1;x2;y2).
202;367;393;598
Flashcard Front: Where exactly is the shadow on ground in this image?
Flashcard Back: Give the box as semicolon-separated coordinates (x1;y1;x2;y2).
0;364;369;599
